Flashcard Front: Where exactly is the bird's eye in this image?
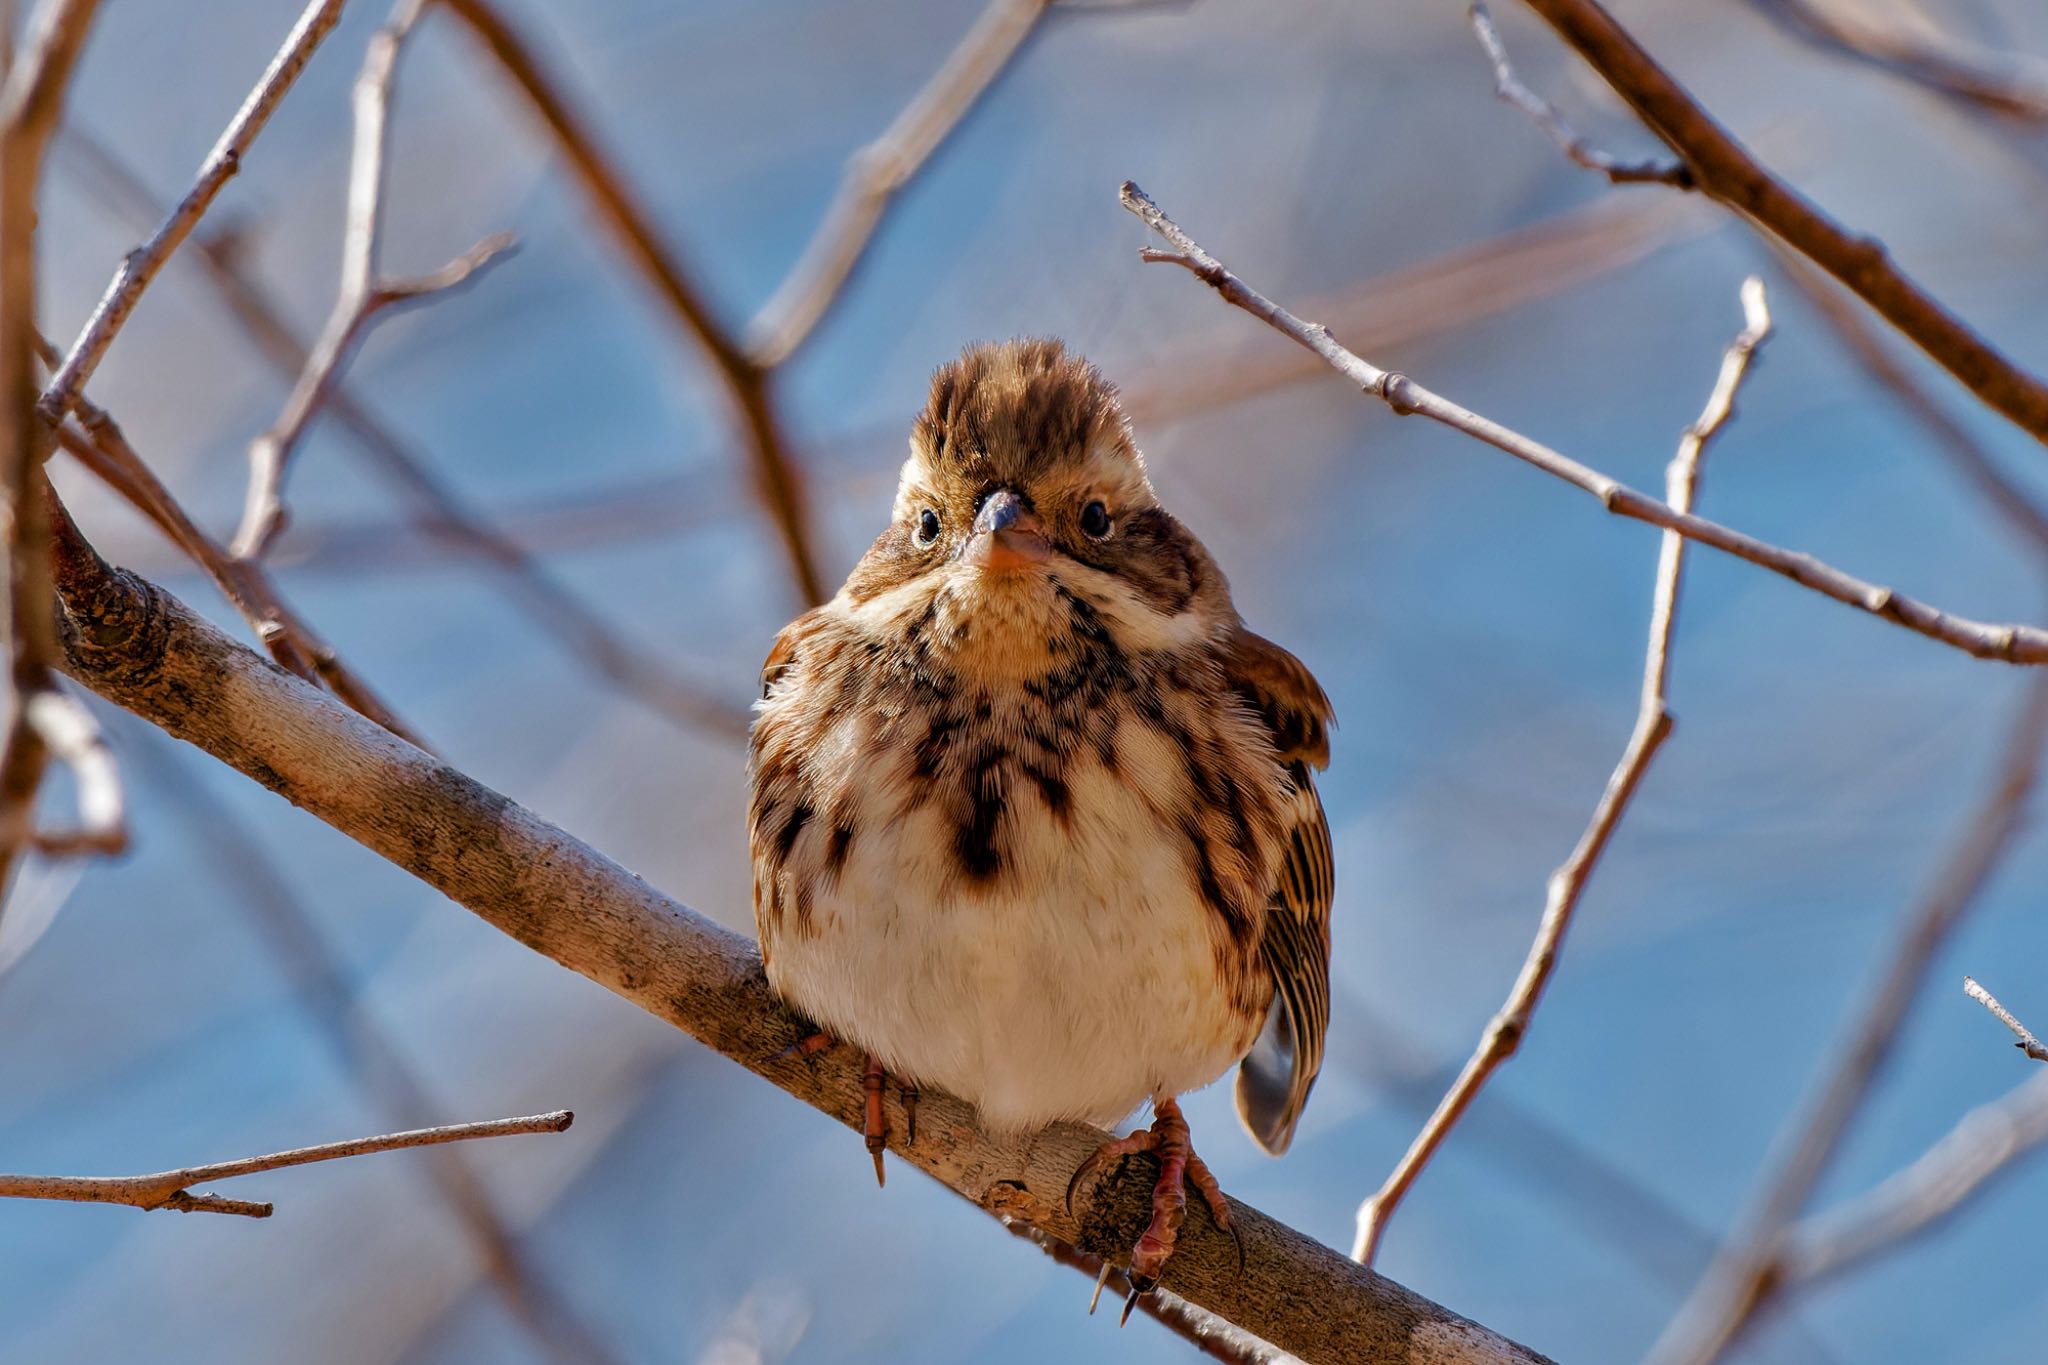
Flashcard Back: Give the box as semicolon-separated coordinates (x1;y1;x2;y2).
914;508;941;546
1080;501;1112;539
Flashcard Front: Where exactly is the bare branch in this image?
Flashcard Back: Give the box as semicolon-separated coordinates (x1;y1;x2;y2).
1351;277;1772;1266
0;0;108;899
36;0;345;425
22;686;122;855
1781;1068;2048;1287
45;502;1551;1365
1118;181;2048;663
1468;2;1691;186
1745;0;2048;122
436;0;826;606
1645;676;2048;1365
1512;0;2048;453
58;128;751;743
234;0;517;561
0;1111;574;1218
46;357;425;748
1964;976;2048;1063
745;0;1052;366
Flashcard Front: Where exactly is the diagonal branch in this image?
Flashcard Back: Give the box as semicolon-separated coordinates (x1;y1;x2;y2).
1350;276;1772;1267
744;0;1053;366
436;0;825;607
1511;0;2048;452
43;494;1551;1365
1744;0;2048;123
234;0;516;561
1117;181;2048;663
1964;976;2048;1063
36;0;345;426
0;1111;573;1218
1644;675;2048;1365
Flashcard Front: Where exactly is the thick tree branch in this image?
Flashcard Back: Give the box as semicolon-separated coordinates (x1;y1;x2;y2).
1118;181;2048;663
1511;0;2048;452
0;1111;573;1218
36;0;344;425
1645;676;2048;1365
44;502;1550;1365
1352;277;1772;1267
436;0;825;607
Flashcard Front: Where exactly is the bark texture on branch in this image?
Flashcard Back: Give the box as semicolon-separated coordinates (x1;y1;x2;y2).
44;509;1550;1365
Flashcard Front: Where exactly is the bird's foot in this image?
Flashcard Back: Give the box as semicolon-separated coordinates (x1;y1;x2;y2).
1067;1095;1240;1324
766;1031;913;1188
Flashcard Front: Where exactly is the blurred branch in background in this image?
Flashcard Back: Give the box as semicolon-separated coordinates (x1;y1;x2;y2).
1744;0;2048;121
234;0;516;562
128;726;625;1365
37;0;343;425
744;0;1052;367
1505;0;2048;453
1118;181;2048;662
1351;277;1774;1267
0;1111;574;1218
1964;976;2048;1062
0;0;120;917
56;129;753;742
1645;676;2048;1365
44;502;1553;1365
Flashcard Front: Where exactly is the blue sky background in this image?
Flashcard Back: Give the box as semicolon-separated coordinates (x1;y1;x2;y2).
4;1;2048;1361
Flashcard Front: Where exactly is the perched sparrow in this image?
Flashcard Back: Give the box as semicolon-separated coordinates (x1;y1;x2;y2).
749;338;1333;1307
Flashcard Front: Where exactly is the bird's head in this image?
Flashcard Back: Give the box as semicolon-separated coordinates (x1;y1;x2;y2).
839;339;1231;677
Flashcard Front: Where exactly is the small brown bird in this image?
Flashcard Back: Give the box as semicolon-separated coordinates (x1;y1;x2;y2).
749;338;1333;1307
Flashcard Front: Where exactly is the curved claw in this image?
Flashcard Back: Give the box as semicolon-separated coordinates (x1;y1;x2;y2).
1119;1276;1156;1327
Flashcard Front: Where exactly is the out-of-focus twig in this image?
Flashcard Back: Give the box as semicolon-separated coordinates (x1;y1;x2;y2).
1508;0;2048;453
37;0;345;425
57;129;751;743
745;0;1052;366
1780;1067;2048;1288
1964;976;2048;1062
1118;181;2048;663
1645;676;2048;1365
234;0;515;561
1769;248;2048;563
0;1112;574;1218
1745;0;2048;122
437;0;826;606
1469;2;1691;186
1351;277;1773;1267
0;0;116;901
131;729;622;1365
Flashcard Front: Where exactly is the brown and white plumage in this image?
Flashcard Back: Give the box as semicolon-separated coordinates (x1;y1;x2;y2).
748;338;1334;1168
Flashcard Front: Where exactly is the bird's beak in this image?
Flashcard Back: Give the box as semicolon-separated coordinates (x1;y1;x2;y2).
963;488;1050;573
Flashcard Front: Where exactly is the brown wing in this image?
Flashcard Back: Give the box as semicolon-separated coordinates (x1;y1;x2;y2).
760;608;826;700
1226;626;1335;1156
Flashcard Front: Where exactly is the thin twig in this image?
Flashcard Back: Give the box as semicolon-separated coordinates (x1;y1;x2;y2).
0;0;109;901
1781;1068;2048;1287
21;686;122;855
745;0;1052;366
1745;0;2048;122
1513;0;2048;452
1351;277;1772;1266
234;0;516;561
57;128;750;743
1964;976;2048;1062
437;0;825;606
0;1111;573;1218
1117;181;2048;663
36;0;345;425
1469;2;1691;186
1645;676;2048;1365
